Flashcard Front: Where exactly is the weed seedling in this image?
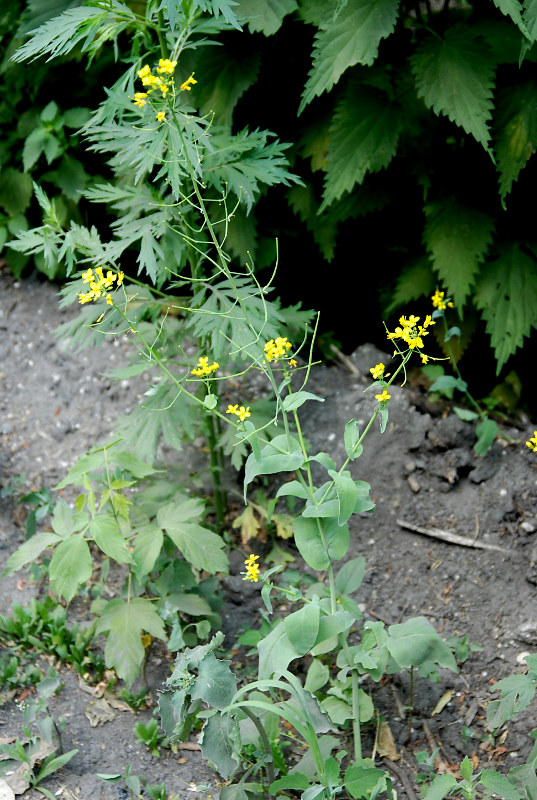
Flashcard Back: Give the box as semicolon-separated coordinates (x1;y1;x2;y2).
133;717;168;757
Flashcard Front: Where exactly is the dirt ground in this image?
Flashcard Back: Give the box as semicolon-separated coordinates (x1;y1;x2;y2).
2;268;537;799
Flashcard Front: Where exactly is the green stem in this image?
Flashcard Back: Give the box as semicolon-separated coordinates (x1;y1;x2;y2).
442;317;483;417
156;9;169;58
407;666;415;743
241;707;275;788
205;409;226;529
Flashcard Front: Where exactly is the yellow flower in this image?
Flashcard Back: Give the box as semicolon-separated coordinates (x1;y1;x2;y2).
431;289;454;311
243;554;260;583
421;354;429;364
77;268;125;305
180;73;197;91
289;359;297;368
264;336;293;363
226;404;251;422
370;363;385;379
375;389;391;403
527;432;537;452
191;356;219;377
137;64;152;79
156;111;166;122
133;92;148;108
82;268;94;284
117;271;125;286
157;58;177;75
106;294;113;305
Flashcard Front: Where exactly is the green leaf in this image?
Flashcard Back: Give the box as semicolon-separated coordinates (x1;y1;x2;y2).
412;26;496;150
474;418;498;455
524;0;537;40
0;168;33;216
96;597;166;686
158;503;228;574
305;659;330;692
283;603;320;654
244;434;304;496
322;85;401;207
89;516;133;563
62;106;91;128
200;713;241;779
311;610;356;655
22;128;51;171
424;198;494;309
386;616;458;672
453;407;480;422
344;764;389;799
191;653;237;709
344;419;363;461
300;0;401;111
35;749;78;782
293;516;349;570
258;622;300;678
236;0;298;35
49;534;93;603
270;773;310;794
4;531;61;574
132;524;164;577
495;82;537;202
385;258;435;315
492;0;528;33
423;773;458;800
335;557;366;595
481;770;523;800
474;244;537;372
51;502;88;537
487;673;537;728
282;391;324;411
328;469;359;525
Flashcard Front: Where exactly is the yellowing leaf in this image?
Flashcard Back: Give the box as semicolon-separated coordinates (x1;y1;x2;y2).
432;689;453;716
376;721;400;760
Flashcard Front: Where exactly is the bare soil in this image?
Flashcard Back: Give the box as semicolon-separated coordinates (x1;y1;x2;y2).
2;269;537;799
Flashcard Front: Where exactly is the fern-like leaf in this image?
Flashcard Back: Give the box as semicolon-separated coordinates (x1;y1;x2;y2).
494;82;537;202
299;0;400;112
423;197;494;310
412;26;496;151
322;84;401;208
474;244;537;372
236;0;298;35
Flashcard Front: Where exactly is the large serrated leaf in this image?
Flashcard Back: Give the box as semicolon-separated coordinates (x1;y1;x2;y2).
474;244;537;371
158;503;228;574
492;0;529;34
196;48;260;127
322;85;401;207
49;534;93;603
412;26;496;150
200;713;241;779
96;597;167;686
236;0;298;35
300;0;401;111
424;197;494;309
494;82;537;202
4;531;62;575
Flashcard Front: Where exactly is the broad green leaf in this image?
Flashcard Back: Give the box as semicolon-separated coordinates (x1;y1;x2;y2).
293;516;350;570
270;773;310;794
54;451;105;488
344;764;389;799
236;0;298;35
282;391;324;411
258;622;300;678
487;673;537;728
385;258;436;315
96;597;166;686
158;504;228;574
23;128;51;171
275;480;310;500
110;451;158;479
283;603;320;654
49;534;93;603
35;749;78;782
244;434;304;496
474;418;498;455
300;0;401;111
129;523;165;577
89;516;133;563
412;26;496;150
163;592;214;617
51;502;88;537
321;695;353;724
492;0;528;33
305;659;330;692
311;610;356;655
335;557;366;595
200;713;241;779
495;82;537;202
0;168;33;216
424;198;494;309
474;244;537;371
423;773;458;800
4;531;61;574
191;652;237;709
322;85;401;207
481;771;523;800
344;419;363;461
524;0;537;39
386;616;458;672
328;469;359;525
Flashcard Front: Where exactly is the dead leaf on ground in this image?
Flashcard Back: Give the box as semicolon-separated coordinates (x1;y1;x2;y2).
84;697;115;727
0;779;15;800
432;690;453;716
376;721;400;761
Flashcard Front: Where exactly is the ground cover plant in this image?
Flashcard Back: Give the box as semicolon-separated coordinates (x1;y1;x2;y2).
3;1;537;799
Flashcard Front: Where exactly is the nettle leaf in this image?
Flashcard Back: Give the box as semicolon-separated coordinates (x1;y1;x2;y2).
158;501;228;574
423;198;494;310
385;257;435;315
495;82;537;202
236;0;298;35
474;244;537;372
322;85;401;208
300;0;401;111
524;0;537;40
196;48;260;127
49;534;93;603
492;0;529;34
96;597;166;686
412;26;496;150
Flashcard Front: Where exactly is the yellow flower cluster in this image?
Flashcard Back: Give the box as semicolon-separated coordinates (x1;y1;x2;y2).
431;290;454;311
370;363;385;379
191;356;219;378
134;61;196;110
386;314;435;362
78;267;124;305
527;432;537;452
226;404;251;422
243;554;261;583
264;337;292;362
